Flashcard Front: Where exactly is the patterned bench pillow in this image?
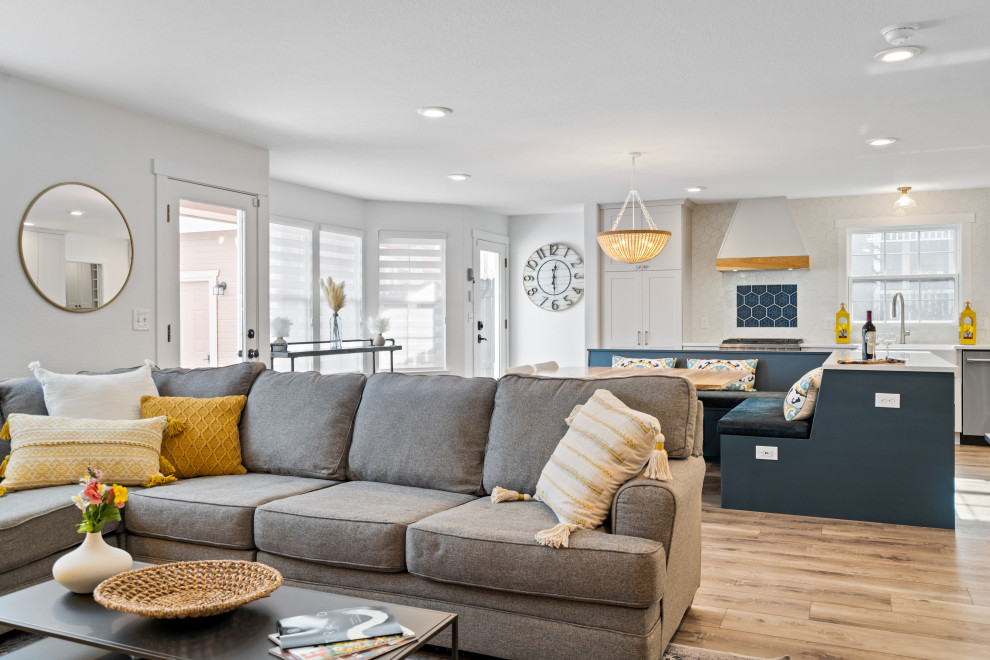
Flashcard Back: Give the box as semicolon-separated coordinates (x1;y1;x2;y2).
611;356;676;369
686;358;758;391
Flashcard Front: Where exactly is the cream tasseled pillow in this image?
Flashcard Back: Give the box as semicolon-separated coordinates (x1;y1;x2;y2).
0;413;173;495
491;389;669;548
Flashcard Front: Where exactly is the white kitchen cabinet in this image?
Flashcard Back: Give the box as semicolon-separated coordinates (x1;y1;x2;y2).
603;270;683;349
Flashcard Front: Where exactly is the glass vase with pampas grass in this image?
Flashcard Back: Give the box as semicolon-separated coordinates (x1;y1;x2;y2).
320;277;347;349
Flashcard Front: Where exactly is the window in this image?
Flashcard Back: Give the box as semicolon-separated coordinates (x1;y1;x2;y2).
379;231;446;371
269;218;363;372
847;225;959;324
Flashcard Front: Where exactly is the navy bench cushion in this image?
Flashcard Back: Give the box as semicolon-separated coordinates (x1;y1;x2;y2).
698;390;785;410
717;397;812;439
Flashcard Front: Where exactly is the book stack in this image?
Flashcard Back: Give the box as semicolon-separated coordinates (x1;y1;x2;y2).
268;605;417;660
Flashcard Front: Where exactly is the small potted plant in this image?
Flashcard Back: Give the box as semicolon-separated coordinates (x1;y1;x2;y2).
271;316;293;354
52;467;133;594
367;315;391;346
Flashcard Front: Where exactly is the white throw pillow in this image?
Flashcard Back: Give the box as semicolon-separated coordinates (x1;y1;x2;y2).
29;360;159;420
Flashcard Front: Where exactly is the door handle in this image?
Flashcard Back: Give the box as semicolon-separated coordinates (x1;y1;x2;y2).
247;329;255;339
645;331;649;345
247;349;259;359
966;358;990;362
478;320;484;331
477;334;488;344
637;331;641;346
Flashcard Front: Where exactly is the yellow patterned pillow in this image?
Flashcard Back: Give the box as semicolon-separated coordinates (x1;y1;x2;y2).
141;395;248;479
0;414;170;494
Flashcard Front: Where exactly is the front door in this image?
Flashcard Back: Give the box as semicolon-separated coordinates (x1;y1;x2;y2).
157;179;262;367
473;237;509;378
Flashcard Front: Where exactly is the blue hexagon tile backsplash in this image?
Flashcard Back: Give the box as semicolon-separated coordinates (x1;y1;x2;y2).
737;284;797;327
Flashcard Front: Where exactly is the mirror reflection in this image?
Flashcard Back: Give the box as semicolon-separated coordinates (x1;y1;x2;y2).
19;183;133;312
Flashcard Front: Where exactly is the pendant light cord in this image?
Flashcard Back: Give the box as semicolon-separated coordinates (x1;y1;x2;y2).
608;154;659;232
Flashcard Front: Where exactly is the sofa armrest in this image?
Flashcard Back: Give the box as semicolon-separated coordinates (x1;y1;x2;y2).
610;455;705;645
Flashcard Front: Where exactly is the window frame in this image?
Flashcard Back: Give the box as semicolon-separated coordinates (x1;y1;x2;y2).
269;215;364;372
378;229;447;373
835;213;974;328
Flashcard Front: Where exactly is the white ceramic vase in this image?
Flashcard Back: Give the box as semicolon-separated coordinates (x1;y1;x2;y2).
52;532;132;594
373;333;386;346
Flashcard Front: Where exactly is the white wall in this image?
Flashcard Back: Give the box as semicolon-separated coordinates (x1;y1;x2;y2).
508;212;586;367
1;75;268;377
269;179;365;232
690;188;990;344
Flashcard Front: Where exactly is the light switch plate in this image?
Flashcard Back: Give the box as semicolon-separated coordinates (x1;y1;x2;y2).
132;308;150;331
756;446;778;460
875;392;900;408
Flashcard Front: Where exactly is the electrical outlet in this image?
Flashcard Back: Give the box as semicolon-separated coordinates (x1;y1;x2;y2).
132;308;150;331
875;392;900;408
755;446;778;460
700;316;709;330
824;317;832;330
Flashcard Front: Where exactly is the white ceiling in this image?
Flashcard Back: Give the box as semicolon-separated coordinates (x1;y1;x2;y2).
2;1;989;215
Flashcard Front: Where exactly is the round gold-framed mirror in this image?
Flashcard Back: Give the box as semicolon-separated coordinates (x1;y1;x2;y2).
19;182;133;313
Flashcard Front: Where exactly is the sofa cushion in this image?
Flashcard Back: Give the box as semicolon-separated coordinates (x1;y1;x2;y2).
407;498;665;608
347;373;496;495
240;370;365;480
485;374;699;496
0;484;120;574
697;390;784;411
717;397;812;439
784;367;824;421
256;481;475;572
124;473;332;549
141;395;248;479
151;362;265;398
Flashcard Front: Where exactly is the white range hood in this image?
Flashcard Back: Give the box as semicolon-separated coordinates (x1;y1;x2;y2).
716;196;810;271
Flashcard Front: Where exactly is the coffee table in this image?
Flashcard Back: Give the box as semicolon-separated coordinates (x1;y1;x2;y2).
0;569;457;660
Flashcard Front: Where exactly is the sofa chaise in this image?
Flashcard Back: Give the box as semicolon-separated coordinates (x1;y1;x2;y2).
0;363;706;660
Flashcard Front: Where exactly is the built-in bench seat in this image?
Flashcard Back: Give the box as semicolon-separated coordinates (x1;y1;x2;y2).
587;349;830;457
715;397;812;440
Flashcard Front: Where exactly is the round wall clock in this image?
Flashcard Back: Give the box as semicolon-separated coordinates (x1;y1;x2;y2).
523;243;584;311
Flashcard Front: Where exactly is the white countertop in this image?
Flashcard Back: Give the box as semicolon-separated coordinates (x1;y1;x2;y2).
681;342;990;351
822;350;959;373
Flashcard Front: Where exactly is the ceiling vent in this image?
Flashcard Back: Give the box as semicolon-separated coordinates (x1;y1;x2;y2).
715;197;810;271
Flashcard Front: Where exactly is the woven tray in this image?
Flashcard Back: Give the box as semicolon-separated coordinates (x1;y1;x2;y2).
93;560;283;619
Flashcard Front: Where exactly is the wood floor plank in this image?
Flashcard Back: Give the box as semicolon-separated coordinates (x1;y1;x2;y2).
970;588;990;607
674;622;909;660
890;595;990;626
809;601;990;645
691;587;811;619
680;604;726;628
719;609;990;660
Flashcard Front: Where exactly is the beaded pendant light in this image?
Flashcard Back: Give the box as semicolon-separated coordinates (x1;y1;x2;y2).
597;153;671;264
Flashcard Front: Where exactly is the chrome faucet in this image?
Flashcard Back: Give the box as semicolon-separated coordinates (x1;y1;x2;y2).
891;292;911;344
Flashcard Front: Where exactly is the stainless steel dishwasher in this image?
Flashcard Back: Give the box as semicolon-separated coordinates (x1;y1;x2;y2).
962;350;990;437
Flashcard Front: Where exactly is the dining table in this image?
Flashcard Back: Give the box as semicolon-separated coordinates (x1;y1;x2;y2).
531;366;748;390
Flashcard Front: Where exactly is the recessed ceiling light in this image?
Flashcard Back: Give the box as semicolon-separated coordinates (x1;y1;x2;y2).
69;210;85;216
875;46;921;63
417;106;453;118
866;137;899;146
24;222;35;226
447;173;471;181
684;186;706;193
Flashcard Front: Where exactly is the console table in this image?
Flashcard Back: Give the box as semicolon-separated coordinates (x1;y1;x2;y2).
271;339;402;373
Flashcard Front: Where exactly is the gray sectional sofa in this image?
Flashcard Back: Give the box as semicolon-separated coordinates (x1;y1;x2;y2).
0;363;706;660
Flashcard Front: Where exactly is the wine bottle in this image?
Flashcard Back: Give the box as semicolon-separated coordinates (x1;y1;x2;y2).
862;310;877;360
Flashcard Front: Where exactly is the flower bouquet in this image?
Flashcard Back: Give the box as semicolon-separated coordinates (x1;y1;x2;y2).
53;467;134;593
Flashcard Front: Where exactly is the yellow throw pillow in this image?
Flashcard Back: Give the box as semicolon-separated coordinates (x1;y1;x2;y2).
141;395;248;479
0;414;170;494
491;389;662;548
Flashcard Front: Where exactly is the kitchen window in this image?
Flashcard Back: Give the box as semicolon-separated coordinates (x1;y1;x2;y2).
378;231;446;371
269;218;363;372
845;225;960;324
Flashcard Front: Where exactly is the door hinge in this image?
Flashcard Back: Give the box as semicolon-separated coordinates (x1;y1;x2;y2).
504;319;508;329
504;258;508;268
252;197;260;208
166;204;170;223
167;324;171;342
